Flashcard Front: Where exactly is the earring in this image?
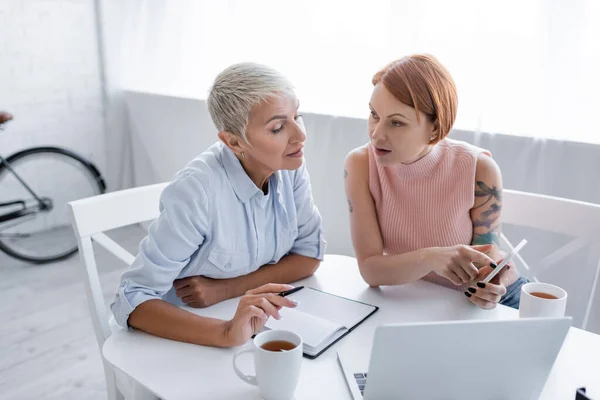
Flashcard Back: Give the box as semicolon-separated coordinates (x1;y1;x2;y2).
240;151;246;159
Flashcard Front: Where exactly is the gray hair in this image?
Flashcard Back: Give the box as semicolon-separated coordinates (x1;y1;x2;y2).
207;63;295;141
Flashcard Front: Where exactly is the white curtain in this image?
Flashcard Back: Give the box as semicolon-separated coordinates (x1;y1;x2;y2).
115;0;600;144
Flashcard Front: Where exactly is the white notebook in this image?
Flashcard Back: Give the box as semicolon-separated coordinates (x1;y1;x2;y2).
263;287;378;358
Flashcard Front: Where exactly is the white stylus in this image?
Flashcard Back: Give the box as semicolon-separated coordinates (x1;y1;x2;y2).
482;239;528;284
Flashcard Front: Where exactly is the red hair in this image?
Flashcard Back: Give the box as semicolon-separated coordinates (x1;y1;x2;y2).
372;54;457;143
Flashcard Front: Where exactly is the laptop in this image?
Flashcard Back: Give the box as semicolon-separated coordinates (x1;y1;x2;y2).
338;317;571;400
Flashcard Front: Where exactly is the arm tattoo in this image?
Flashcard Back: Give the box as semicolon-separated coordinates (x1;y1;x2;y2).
473;181;502;209
472;203;501;228
472;181;502;246
472;231;500;246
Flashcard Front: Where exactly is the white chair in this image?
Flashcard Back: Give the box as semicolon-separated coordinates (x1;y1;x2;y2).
502;189;600;331
69;183;168;400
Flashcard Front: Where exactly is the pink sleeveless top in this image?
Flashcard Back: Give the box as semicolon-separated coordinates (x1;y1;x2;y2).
368;139;491;290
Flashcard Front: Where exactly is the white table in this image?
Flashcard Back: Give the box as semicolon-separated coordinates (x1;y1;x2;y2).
104;255;600;399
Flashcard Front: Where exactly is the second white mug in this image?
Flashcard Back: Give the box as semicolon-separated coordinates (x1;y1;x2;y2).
519;282;567;318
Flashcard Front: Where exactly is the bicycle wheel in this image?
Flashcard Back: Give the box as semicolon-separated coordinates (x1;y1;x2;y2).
0;146;106;263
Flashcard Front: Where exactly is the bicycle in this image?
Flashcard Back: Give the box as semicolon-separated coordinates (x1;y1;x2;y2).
0;112;106;263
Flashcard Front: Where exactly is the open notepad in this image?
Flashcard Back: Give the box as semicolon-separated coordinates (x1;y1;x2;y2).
263;287;378;359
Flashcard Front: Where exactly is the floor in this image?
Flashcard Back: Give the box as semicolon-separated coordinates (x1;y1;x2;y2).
0;225;146;400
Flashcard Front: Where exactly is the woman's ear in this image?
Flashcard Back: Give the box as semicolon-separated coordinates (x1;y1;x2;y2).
218;131;245;155
428;121;440;143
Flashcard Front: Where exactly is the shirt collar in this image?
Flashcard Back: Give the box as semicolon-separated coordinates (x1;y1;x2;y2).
220;143;283;203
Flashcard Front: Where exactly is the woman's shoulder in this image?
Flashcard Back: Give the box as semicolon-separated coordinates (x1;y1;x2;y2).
474;150;501;182
345;144;370;172
342;144;371;191
346;143;369;162
442;139;500;182
159;143;234;212
171;142;227;189
444;138;492;159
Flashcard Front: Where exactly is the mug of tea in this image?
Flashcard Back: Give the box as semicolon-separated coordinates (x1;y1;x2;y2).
233;329;302;400
519;282;568;318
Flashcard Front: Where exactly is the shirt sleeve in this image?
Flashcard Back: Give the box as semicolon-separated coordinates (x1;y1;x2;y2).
289;163;326;260
111;174;210;328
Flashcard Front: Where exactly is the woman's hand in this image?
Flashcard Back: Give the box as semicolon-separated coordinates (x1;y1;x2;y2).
427;244;497;285
464;256;515;309
174;275;229;308
464;265;507;309
222;283;299;347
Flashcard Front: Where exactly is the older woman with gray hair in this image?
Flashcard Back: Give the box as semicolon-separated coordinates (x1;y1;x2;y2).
111;63;325;347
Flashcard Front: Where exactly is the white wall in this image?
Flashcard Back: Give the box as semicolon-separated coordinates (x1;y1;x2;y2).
0;0;106;180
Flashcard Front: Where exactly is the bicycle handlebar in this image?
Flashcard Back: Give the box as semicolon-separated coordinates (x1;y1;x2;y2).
0;112;13;130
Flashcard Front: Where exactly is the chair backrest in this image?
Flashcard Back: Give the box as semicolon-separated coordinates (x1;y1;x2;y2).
69;182;168;349
502;189;600;330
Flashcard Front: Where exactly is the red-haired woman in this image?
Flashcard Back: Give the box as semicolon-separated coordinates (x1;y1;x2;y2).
344;54;527;309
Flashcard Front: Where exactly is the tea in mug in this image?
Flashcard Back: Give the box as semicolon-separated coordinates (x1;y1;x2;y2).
261;340;297;352
530;291;559;300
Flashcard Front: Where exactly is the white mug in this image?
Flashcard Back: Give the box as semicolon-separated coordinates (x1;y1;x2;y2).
233;330;303;400
519;282;568;318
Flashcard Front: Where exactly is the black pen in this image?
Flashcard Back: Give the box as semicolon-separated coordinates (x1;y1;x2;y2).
278;286;304;297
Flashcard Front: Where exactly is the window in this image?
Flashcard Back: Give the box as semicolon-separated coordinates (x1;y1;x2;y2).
120;0;600;143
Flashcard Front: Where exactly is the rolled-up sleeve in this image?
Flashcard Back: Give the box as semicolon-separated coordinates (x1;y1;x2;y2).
111;174;210;328
290;164;326;260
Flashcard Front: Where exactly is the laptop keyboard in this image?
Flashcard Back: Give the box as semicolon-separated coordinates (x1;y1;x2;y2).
353;372;368;396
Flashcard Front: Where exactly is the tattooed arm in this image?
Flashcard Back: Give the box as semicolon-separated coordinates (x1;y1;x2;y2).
470;153;503;250
466;153;518;307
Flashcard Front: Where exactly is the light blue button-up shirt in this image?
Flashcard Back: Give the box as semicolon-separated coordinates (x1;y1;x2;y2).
111;142;326;328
